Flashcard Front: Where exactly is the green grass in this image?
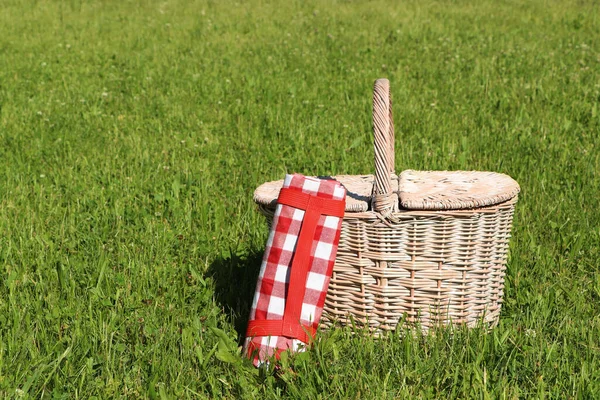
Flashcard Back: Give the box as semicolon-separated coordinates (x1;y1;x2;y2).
1;0;599;397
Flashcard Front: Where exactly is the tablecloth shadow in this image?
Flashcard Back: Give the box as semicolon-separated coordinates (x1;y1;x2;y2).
207;251;263;345
316;175;371;204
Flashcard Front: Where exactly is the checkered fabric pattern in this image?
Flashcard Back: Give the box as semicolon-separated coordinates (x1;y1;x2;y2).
244;174;346;366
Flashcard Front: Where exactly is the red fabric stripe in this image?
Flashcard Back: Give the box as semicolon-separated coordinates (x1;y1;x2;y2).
277;188;345;217
246;320;316;344
281;204;321;336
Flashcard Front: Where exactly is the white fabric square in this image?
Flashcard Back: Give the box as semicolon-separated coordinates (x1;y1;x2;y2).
301;303;317;323
314;241;333;260
262;335;278;349
264;229;276;256
291;339;306;352
302;178;320;193
267;335;279;348
306;272;326;291
292;208;305;221
282;234;297;252
323;215;339;229
273;204;283;219
333;185;346;199
274;265;289;282
258;259;268;279
251;288;261;310
267;296;285;316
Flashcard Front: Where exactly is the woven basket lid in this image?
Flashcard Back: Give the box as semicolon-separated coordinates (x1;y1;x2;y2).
254;170;519;212
398;170;520;210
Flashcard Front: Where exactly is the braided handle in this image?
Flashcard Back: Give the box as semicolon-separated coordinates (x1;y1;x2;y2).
372;79;397;215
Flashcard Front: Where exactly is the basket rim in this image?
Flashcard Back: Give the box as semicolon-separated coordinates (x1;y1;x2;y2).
254;170;520;213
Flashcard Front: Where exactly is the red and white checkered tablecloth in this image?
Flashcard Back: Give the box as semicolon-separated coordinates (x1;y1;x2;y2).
244;174;346;366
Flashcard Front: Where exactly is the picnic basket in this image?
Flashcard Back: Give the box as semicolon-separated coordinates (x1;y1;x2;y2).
253;79;520;333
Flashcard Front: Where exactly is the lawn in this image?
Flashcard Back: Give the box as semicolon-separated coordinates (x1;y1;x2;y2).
0;0;599;398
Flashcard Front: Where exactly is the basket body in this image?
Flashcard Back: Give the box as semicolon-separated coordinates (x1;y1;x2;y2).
257;195;516;333
253;79;520;333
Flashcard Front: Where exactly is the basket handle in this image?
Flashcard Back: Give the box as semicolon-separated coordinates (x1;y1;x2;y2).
372;78;397;215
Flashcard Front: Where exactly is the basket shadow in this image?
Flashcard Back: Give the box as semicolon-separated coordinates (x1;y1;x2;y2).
207;251;263;344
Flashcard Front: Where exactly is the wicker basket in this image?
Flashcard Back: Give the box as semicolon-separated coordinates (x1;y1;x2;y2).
254;79;520;333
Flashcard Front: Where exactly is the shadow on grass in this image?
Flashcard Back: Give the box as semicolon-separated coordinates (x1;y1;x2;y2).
208;251;263;345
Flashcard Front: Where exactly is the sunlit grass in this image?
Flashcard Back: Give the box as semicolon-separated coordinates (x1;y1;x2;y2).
0;0;599;398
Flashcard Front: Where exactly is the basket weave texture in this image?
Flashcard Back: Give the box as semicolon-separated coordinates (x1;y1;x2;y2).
254;79;520;333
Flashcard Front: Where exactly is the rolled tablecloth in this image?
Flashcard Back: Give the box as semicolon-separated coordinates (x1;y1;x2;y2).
244;174;346;366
